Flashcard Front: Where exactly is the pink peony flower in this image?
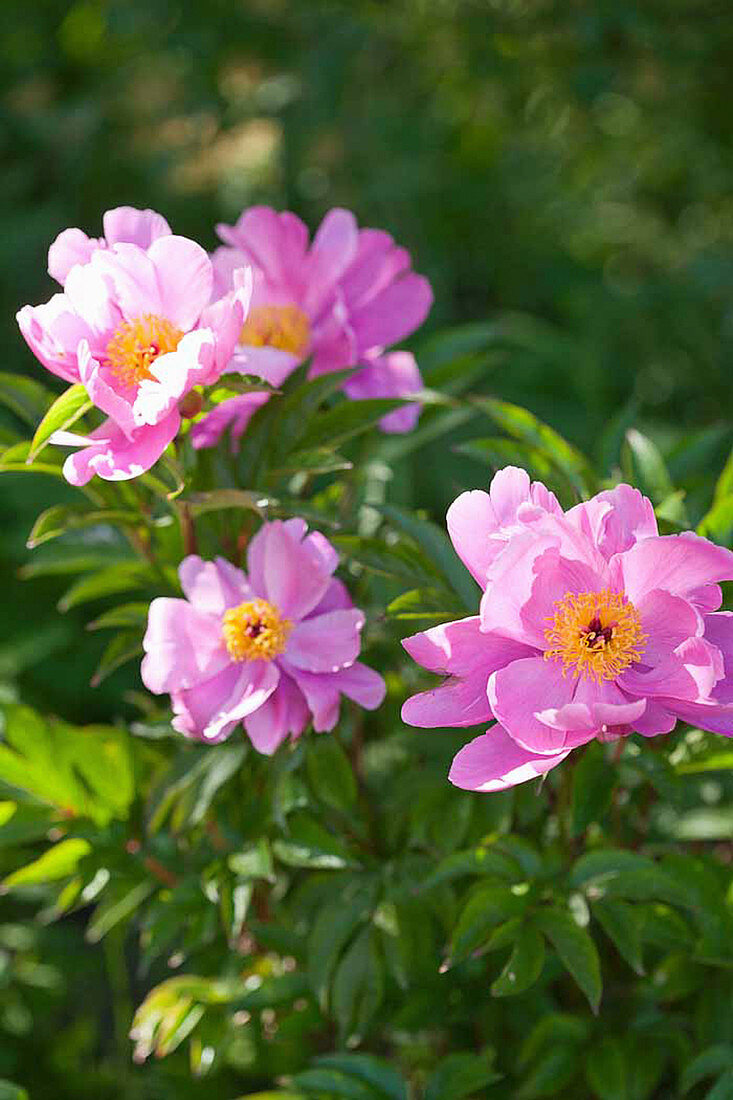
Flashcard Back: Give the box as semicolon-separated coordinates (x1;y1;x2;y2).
47;206;172;285
18;225;247;484
190;206;432;448
141;519;386;752
402;466;733;792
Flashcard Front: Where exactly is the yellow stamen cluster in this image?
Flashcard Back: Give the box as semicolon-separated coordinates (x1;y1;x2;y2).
544;588;647;683
239;305;310;355
221;599;291;662
105;314;183;388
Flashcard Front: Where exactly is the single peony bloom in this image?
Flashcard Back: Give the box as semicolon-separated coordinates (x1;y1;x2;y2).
402;466;733;791
141;519;386;752
17;226;247;484
47;206;172;285
190;205;432;448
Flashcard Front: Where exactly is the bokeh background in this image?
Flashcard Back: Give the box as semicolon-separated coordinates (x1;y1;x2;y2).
1;2;733;1096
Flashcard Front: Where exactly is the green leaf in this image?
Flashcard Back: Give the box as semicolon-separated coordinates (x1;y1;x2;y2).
569;849;654;890
386;588;461;622
28;382;92;461
312;1054;407;1100
450;886;527;964
571;743;614;835
90;629;144;687
585;1037;627;1100
0;372;55;426
87;880;156;943
534;907;602;1012
593;898;644;975
184;488;268;518
0;439;66;477
27;505;148;548
87;602;150;631
706;1070;733;1100
424;1050;501;1100
421;845;522;890
297;397;405;450
517;1046;579;1099
0;703;134;824
3;837;91;888
332;534;442;588
623;428;674;504
681;1046;733;1093
0;1082;29;1100
473;395;594;496
307;886;376;1010
290;1069;378;1100
698;495;733;547
491;924;545;997
331;926;384;1044
228;839;275;882
58;562;156;611
273;814;361;870
714;447;733;502
306;737;358;814
270;447;353;476
378;503;478;611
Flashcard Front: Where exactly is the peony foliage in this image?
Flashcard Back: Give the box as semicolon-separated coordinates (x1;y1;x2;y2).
1;204;733;1100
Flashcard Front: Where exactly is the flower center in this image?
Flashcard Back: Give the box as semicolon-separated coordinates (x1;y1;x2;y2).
544;588;647;682
105;314;183;388
239;305;310;355
221;598;292;662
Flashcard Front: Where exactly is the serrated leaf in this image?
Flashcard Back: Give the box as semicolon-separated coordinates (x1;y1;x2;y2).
3;838;91;888
534;907;602;1012
28;383;92;461
491;924;545;997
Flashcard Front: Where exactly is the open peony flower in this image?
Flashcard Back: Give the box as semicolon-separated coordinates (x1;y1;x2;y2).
402;466;733;792
17;227;247;484
190;205;432;448
141;519;386;753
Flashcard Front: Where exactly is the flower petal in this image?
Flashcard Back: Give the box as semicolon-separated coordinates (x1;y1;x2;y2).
62;411;179;485
147;235;214;330
178;555;252;615
286;609;364;672
488;656;591;754
617;533;733;605
141;598;228;693
449;728;571;792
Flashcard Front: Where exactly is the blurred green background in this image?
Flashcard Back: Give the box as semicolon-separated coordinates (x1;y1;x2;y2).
2;2;733;1095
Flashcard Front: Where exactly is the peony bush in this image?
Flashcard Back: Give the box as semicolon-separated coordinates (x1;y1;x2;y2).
2;204;733;1099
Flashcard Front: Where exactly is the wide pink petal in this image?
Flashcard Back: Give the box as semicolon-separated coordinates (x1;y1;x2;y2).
244;673;310;754
334;661;386;710
402;669;492;728
636;588;702;665
449;728;571;792
617;533;733;605
350;272;433;351
48;228;99;284
102;206;172;248
308;578;352;616
252;521;333;621
63;261;122;337
141;598;228;693
61;411;179;485
567;485;657;560
630;701;678;737
302;208;359;316
280;665;340;732
172;660;279;743
178;555;252;615
190;392;270;451
77;340;138;439
447;490;501;586
16;298;90;383
147;235;213;330
338;230;410;310
704;612;733;704
286;609;364;672
535;677;646;735
402;616;533;677
479;533;560;645
488;656;591;754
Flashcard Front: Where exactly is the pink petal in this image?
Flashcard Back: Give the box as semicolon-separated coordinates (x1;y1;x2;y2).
249;521;333;621
402;669;493;728
402;616;533;677
303;208;359;316
141;598;228;693
89;243;163;323
567;484;657;560
286;609;365;672
48;228;99;284
535;678;647;734
617;533;733;605
173;659;280;742
102;206;171;248
132;329;215;427
63;261;122;337
343;350;423;434
449;728;571;792
244;673;310;754
350;272;433;351
334;662;386;710
190;393;271;452
78;340;138;439
16;298;90;383
636;588;702;665
308;578;353;616
630;701;678;737
280;665;341;731
447;490;502;586
488;656;592;754
62;411;179;485
147;235;214;330
704;612;733;704
178;555;252;615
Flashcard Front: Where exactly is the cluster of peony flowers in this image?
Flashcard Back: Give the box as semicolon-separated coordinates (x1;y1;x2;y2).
17;205;432;483
141;519;385;753
402;467;733;791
